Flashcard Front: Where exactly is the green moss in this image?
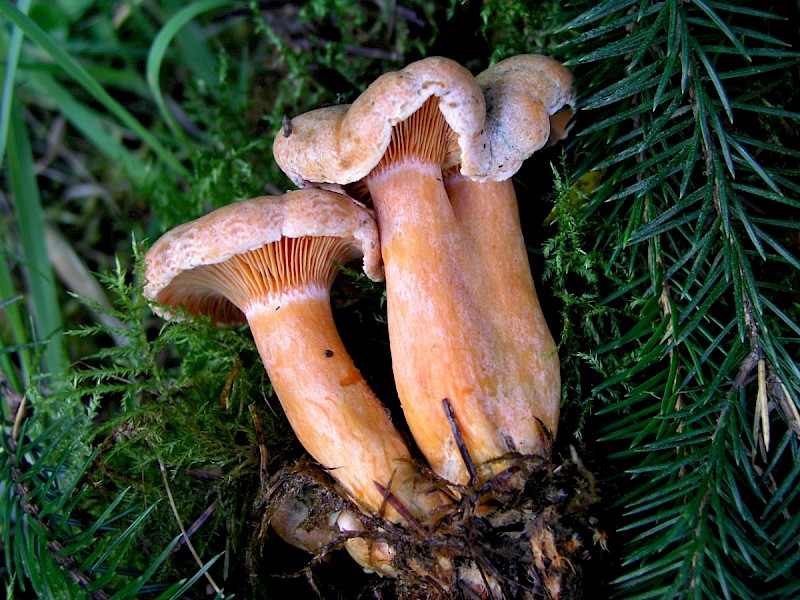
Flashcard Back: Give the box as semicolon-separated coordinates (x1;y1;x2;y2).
475;0;562;62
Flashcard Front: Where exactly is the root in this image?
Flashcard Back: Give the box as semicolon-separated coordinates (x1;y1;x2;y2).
254;447;607;599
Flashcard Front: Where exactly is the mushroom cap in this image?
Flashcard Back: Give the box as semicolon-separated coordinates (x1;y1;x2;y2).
273;54;575;187
274;56;484;186
473;54;575;181
143;189;382;324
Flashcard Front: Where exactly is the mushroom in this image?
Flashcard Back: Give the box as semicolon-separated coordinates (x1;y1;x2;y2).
273;55;574;485
143;189;447;522
442;54;576;462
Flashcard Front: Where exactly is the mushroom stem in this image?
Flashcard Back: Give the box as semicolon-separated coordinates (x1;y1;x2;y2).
367;163;507;484
246;292;443;520
445;174;560;452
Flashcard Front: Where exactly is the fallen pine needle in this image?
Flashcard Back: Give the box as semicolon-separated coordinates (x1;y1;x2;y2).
158;456;223;594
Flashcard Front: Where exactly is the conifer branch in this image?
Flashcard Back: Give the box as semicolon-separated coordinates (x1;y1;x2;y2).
554;0;800;595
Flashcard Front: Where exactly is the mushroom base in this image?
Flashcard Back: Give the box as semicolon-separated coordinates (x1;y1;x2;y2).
256;447;608;599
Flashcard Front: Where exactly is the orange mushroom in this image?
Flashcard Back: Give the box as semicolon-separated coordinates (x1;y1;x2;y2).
443;54;577;462
273;55;574;486
143;189;447;522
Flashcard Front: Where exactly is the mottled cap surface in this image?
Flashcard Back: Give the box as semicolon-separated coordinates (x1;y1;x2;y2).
471;54;575;181
144;189;383;323
273;54;575;186
273;56;484;186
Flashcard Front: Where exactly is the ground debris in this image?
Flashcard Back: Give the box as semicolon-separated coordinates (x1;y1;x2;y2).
254;447;607;599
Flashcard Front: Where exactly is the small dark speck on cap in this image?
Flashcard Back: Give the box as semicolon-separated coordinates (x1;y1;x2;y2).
282;115;292;138
324;349;334;358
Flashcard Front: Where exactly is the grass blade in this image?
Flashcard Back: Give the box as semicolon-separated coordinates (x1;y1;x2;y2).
0;0;30;168
6;102;66;376
23;71;153;186
146;0;229;141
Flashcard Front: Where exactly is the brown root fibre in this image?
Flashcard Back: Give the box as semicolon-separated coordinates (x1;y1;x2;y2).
257;448;606;599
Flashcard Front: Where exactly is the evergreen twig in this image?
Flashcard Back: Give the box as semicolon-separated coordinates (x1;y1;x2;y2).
552;0;800;596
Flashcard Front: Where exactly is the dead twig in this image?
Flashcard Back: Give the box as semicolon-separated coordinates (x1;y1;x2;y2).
442;397;477;484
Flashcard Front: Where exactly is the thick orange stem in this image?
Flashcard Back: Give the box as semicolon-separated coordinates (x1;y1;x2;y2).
446;174;560;452
369;163;511;484
246;291;446;520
